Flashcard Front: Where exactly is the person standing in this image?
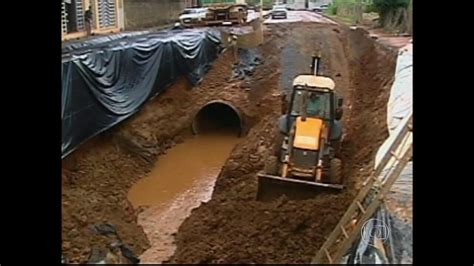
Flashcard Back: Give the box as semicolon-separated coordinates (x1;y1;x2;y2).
84;5;93;36
307;92;323;116
228;32;238;65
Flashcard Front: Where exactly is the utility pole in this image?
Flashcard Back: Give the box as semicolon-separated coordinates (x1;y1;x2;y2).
408;0;412;35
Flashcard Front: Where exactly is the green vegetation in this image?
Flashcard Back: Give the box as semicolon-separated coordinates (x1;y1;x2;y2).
325;0;410;29
245;0;274;9
372;0;409;25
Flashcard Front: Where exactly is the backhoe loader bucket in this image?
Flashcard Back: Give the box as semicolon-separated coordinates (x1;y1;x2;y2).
256;173;344;201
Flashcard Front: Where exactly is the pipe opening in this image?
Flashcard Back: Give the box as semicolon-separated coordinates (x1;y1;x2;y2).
193;102;243;136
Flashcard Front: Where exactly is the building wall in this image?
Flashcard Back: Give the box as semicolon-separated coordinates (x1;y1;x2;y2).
124;0;185;30
185;0;200;7
202;0;235;5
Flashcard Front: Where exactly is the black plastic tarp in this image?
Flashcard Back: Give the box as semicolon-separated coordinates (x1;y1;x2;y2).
62;31;152;56
62;29;222;158
345;162;413;264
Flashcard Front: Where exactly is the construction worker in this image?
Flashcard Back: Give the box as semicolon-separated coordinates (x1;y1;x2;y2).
307;92;323;116
227;32;238;65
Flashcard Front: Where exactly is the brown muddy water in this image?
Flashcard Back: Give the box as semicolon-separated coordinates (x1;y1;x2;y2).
128;130;241;263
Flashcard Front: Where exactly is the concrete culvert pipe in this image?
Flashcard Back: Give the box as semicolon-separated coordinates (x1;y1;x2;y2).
192;101;244;137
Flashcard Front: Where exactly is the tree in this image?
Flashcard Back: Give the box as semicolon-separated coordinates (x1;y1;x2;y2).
372;0;409;25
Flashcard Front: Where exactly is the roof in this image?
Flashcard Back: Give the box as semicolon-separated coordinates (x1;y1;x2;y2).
293;75;335;90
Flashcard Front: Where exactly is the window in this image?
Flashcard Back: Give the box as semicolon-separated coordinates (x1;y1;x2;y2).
291;90;332;120
97;0;117;29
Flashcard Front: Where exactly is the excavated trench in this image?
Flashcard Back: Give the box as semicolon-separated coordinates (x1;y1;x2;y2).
167;24;398;263
61;22;398;264
128;102;244;263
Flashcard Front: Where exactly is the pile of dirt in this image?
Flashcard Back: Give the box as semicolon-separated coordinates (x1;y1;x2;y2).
167;23;397;263
62;136;151;263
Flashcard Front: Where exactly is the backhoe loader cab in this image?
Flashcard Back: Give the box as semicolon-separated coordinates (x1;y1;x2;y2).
257;56;345;200
284;75;343;131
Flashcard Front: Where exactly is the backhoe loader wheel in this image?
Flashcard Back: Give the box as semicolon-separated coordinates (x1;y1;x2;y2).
273;133;284;157
332;140;341;157
330;158;342;184
264;155;279;176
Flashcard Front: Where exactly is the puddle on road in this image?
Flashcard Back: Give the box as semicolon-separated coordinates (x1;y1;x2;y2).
128;130;241;263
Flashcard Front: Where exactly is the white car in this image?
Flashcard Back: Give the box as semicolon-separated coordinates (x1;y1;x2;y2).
271;5;288;19
312;4;329;13
179;8;208;25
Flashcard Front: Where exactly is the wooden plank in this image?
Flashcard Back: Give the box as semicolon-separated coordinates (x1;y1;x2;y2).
373;115;412;176
379;147;412;197
340;226;348;238
331;145;412;263
324;249;333;264
390;150;400;160
312;197;364;262
356;201;366;214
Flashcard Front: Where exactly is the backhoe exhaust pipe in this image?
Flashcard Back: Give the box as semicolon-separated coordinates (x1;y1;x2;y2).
311;54;321;76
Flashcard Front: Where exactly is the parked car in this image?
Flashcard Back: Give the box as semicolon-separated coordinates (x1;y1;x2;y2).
179;8;208;26
271;5;288;19
312;4;329;13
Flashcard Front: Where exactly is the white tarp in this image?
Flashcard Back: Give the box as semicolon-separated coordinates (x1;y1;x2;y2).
386;44;413;132
373;43;412;263
375;43;413;170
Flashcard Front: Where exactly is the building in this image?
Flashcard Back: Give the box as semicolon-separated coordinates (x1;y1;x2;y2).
62;0;186;41
123;0;184;30
62;0;124;41
185;0;200;7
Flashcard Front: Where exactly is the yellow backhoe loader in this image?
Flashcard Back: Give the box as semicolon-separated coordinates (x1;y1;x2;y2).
257;55;345;200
